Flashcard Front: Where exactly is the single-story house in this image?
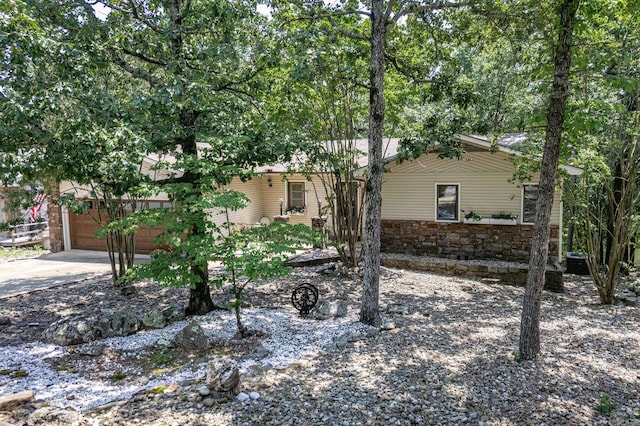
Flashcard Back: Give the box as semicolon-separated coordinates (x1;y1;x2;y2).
57;134;582;264
378;134;581;263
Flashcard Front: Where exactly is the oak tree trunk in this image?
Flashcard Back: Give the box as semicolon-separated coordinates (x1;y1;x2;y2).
185;255;214;316
168;0;214;315
181;107;215;316
519;0;580;360
360;0;385;328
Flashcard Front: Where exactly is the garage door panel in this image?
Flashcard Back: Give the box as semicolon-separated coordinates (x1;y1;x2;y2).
69;203;168;255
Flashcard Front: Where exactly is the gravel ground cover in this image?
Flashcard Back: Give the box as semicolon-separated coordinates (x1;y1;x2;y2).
0;247;49;263
0;259;639;426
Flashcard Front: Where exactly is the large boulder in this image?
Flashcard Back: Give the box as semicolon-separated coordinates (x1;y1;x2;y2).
140;309;166;329
312;300;347;320
99;309;140;338
27;406;83;426
162;305;186;322
330;325;379;350
205;358;240;395
173;320;208;352
0;391;34;411
41;316;101;346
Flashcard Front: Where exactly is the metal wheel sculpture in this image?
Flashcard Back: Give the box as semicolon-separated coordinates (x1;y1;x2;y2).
291;283;319;316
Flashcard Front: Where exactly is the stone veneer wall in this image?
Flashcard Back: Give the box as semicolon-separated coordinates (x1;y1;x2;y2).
47;195;64;253
381;255;564;293
380;220;559;263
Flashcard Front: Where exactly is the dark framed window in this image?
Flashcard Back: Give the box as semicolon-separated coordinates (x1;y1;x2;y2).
288;182;306;211
522;184;538;223
436;184;459;221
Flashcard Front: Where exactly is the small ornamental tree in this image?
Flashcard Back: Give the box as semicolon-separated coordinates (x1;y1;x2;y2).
59;150;152;286
275;16;369;268
61;184;149;286
122;185;317;333
217;198;318;337
576;134;640;304
299;139;366;268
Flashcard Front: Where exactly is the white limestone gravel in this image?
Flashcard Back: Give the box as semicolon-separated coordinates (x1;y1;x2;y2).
0;307;371;411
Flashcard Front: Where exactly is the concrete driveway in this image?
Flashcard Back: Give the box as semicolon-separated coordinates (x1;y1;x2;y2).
0;250;149;299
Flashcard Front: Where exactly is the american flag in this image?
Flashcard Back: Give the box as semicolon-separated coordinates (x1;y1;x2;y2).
30;192;47;222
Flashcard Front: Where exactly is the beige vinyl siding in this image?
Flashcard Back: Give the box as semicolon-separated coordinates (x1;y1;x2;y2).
62;172;344;230
140;158;173;181
260;174;288;220
382;151;562;225
260;174;330;226
207;177;264;227
60;181;91;198
302;175;331;218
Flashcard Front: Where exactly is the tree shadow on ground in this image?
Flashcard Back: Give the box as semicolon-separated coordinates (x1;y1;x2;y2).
213;270;640;425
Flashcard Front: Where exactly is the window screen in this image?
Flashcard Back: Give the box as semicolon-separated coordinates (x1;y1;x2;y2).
437;184;459;221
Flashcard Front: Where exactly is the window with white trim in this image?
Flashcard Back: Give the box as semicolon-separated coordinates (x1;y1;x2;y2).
522;184;538;223
287;181;306;213
436;184;459;221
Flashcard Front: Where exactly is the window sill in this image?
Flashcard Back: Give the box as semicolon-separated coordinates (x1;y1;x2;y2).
464;218;517;225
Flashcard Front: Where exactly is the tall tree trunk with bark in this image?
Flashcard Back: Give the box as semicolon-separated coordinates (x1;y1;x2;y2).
360;0;385;327
168;0;214;315
180;107;215;316
519;0;580;360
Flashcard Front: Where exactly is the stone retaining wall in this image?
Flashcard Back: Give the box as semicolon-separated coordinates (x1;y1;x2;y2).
381;220;559;263
47;195;64;253
381;256;564;293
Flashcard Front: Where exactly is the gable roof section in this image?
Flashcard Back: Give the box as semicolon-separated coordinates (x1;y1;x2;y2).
255;138;401;174
458;134;583;176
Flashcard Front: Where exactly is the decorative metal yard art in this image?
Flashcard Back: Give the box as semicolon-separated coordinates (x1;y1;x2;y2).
291;283;319;316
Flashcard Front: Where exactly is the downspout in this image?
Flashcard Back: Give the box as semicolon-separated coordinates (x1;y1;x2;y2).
62;205;71;251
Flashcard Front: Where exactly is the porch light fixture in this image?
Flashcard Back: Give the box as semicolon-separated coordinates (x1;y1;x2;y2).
268;177;272;187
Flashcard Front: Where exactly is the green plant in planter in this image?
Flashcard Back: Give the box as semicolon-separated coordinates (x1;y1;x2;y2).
286;205;306;214
491;212;517;220
464;210;482;221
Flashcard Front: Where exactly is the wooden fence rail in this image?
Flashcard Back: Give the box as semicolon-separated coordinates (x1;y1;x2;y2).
0;222;49;248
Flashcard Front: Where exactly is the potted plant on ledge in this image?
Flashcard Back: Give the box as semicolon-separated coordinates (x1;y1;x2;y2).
463;210;487;224
463;210;517;225
489;212;517;225
286;205;306;215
